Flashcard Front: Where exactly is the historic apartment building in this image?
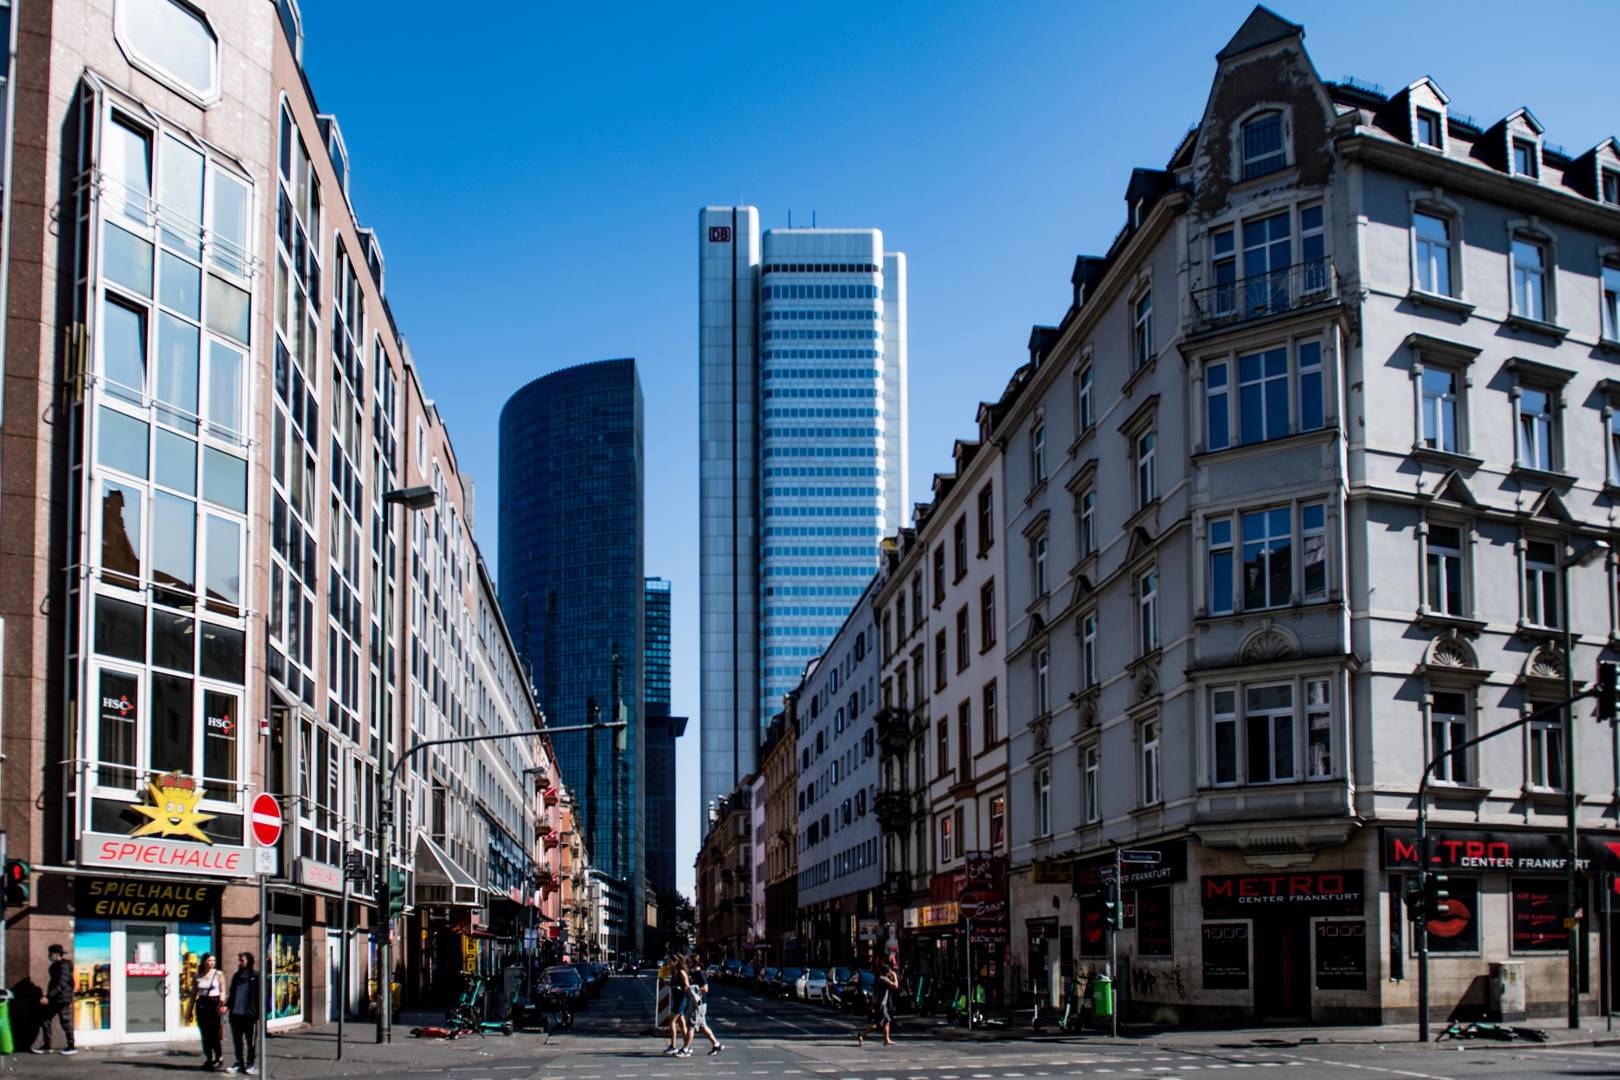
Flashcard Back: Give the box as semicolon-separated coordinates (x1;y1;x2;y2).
758;710;799;963
992;7;1620;1025
0;0;569;1045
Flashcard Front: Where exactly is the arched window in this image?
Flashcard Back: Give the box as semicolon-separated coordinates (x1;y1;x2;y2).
1242;112;1286;179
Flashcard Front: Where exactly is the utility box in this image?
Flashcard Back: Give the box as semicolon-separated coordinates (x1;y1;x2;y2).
1489;961;1525;1021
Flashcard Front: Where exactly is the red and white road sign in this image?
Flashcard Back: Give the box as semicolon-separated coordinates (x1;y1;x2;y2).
251;793;282;847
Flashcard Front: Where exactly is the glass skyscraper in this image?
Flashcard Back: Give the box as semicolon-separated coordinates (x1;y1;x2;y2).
499;358;645;954
698;209;907;824
643;577;685;897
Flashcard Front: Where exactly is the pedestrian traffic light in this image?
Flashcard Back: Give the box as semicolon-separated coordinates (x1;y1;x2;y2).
3;860;28;907
1598;661;1620;722
1425;872;1451;920
389;870;407;918
1102;879;1123;931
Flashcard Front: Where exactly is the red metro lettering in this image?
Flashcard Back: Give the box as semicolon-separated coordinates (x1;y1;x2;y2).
97;837;244;872
1202;870;1363;918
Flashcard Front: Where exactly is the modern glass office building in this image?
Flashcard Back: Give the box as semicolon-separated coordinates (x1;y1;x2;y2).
499;359;645;953
698;210;907;824
643;577;685;896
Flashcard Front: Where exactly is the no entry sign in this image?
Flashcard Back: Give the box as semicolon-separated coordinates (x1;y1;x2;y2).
251;793;282;847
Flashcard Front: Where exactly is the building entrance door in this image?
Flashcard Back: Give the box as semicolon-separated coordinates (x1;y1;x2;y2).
122;924;168;1035
1252;914;1310;1020
81;919;214;1046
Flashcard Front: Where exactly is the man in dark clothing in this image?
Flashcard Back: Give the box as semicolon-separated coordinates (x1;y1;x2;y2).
226;953;260;1075
33;944;76;1055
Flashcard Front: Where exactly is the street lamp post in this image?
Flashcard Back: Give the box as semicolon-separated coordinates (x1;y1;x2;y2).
376;484;436;1045
1562;538;1608;1029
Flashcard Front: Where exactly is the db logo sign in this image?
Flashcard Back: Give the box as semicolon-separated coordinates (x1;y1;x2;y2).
709;226;732;243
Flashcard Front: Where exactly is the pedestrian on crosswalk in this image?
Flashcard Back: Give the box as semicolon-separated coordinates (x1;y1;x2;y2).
663;954;690;1055
857;957;899;1046
678;957;723;1056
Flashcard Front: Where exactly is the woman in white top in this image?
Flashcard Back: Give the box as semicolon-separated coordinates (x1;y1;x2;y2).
193;953;226;1069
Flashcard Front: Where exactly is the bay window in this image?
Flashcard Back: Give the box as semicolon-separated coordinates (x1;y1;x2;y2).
1245;683;1295;783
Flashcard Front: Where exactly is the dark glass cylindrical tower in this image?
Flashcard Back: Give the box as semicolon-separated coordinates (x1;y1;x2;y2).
499;358;644;956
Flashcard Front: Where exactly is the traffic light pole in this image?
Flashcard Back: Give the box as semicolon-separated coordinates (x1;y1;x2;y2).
1413;684;1606;1040
373;718;626;1043
1111;845;1121;1039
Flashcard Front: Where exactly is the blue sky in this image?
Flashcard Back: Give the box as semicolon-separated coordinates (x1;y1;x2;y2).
299;0;1620;895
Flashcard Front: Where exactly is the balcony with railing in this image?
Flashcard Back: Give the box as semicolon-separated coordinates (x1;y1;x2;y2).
876;707;910;748
874;789;913;829
1191;258;1338;334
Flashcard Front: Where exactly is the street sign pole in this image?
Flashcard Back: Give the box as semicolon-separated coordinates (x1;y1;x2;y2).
249;792;281;1080
1112;845;1121;1039
259;869;269;1080
965;915;973;1032
338;849;349;1061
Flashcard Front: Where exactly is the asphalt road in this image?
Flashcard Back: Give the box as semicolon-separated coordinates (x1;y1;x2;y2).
11;975;1620;1080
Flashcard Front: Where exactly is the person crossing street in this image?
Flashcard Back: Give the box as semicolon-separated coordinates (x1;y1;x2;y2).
677;956;722;1056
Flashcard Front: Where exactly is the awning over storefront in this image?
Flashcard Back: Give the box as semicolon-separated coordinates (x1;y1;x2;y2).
414;834;482;908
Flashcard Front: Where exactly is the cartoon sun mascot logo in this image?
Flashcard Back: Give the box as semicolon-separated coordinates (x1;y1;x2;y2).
130;771;216;844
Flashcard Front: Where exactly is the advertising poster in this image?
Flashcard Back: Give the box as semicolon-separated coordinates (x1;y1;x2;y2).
1201;923;1249;989
178;922;213;1026
1415;877;1478;953
1136;886;1173;956
1314;920;1366;990
72;919;113;1032
270;929;302;1020
1511;879;1568;952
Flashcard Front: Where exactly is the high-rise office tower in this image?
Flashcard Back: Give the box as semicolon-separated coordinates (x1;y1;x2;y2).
643;577;686;897
500;359;645;956
698;208;907;824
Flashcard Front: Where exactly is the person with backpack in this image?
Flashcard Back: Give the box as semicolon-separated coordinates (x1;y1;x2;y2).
677;956;722;1056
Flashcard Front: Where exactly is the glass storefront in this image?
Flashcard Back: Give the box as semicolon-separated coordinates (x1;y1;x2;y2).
70;918;213;1045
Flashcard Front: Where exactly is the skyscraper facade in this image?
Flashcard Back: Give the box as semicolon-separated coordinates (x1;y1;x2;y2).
643;577;686;897
500;359;645;955
698;209;907;827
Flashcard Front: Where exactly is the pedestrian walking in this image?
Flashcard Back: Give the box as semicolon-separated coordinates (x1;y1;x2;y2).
678;957;722;1056
857;957;900;1046
194;952;226;1069
225;952;260;1075
662;954;689;1055
32;943;76;1055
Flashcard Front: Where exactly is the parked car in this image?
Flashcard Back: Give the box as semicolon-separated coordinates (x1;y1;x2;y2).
541;965;590;1009
795;968;829;1001
705;963;721;981
570;963;604;997
737;964;755;984
757;966;778;993
776;966;803;999
839;969;876;1014
823;967;854;1007
722;958;744;984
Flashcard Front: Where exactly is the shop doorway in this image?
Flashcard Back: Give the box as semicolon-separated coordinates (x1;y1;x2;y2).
1253;914;1310;1020
72;919;213;1046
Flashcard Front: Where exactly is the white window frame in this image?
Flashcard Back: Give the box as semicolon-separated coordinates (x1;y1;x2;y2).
1078;488;1096;559
1512;378;1562;474
1413;210;1455;298
1509;231;1554;325
1080;612;1097;690
1035;765;1052;837
1082;744;1100;823
1133;289;1153;370
1427;688;1472;786
113;0;223;107
1140;719;1161;806
1076;362;1094;435
1238;109;1288;181
1138;570;1159;655
1602;262;1620;343
1211;687;1238;786
1035;645;1050;716
1420;365;1462;453
1415;108;1442;149
1244;682;1296;785
1527;714;1565;791
1521;538;1561;630
1135;429;1156;508
1034;533;1048;597
1422;519;1468;618
1031;422;1046;487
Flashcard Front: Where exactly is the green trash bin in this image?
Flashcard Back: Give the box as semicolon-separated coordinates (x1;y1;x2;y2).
1092;974;1113;1018
0;993;14;1054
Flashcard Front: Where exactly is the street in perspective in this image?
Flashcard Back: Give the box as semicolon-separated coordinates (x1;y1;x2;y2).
1;1;1619;1078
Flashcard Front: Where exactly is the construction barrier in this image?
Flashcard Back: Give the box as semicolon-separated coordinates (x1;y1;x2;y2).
655;968;672;1026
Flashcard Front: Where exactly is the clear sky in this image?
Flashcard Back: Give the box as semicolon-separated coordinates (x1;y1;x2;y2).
298;0;1620;896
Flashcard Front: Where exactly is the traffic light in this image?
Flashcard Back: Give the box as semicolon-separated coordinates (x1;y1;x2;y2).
1598;661;1620;722
389;870;407;918
3;860;29;907
1101;879;1123;931
1425;872;1452;920
1402;879;1426;921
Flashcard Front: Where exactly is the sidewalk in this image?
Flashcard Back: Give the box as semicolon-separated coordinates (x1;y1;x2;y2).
912;1009;1620;1050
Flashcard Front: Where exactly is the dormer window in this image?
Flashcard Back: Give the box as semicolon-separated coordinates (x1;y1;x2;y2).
1513;139;1539;178
1242;113;1286;180
1603;170;1620;206
1416;109;1442;149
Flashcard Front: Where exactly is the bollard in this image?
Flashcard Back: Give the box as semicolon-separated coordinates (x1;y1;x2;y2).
0;995;14;1054
1092;974;1113;1019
